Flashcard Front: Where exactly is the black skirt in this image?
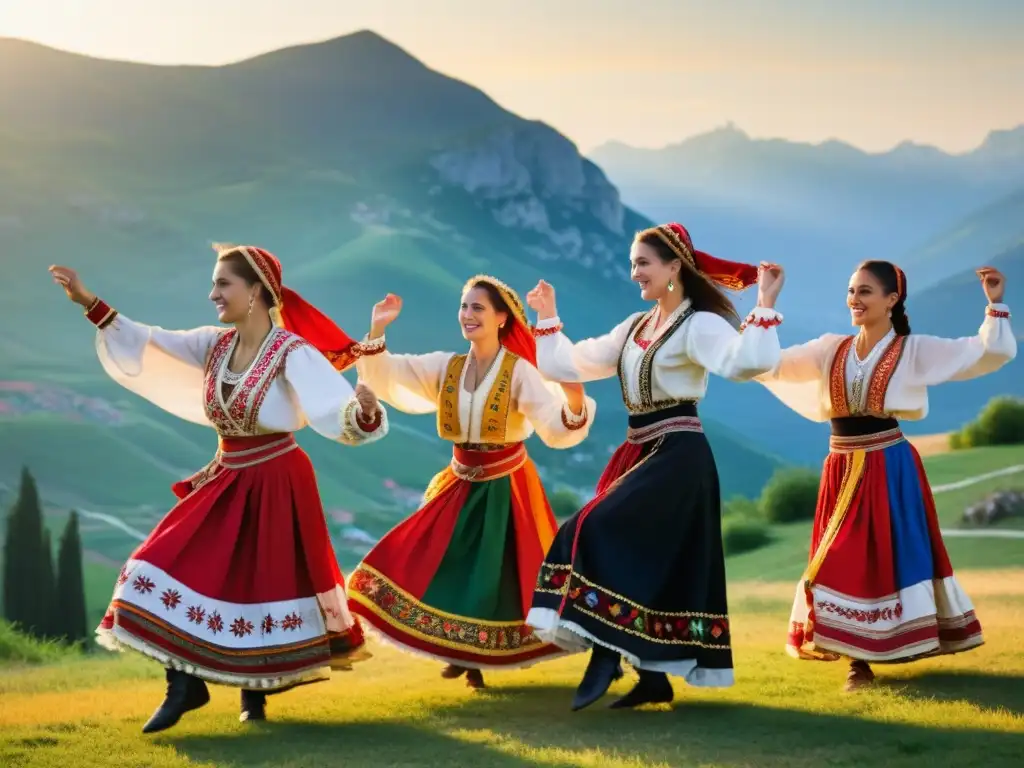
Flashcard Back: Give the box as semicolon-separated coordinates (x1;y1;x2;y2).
526;403;733;686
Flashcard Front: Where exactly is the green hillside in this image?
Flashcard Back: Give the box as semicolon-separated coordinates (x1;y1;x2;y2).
1;31;790;539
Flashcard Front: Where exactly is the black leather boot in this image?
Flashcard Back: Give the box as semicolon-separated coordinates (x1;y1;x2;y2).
141;669;210;733
571;645;621;711
609;669;674;709
240;689;267;722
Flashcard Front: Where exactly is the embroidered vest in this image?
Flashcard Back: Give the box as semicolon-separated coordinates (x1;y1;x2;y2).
616;306;695;414
204;328;306;436
828;335;906;418
437;351;524;443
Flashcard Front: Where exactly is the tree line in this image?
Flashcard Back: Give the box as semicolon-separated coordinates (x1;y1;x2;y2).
2;467;89;645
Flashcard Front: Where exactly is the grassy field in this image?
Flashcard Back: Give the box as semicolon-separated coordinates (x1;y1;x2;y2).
1;569;1023;768
3;444;1022;767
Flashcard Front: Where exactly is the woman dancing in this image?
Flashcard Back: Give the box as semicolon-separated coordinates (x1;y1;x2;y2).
346;275;596;688
49;244;388;732
756;260;1014;690
526;222;785;711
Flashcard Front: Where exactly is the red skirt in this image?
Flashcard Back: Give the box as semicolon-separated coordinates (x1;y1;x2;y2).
347;443;564;669
96;433;368;690
788;424;982;663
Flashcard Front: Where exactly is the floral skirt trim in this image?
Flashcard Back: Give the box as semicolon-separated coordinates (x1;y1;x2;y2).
348;564;563;669
786;576;984;663
535;563;731;650
97;609;370;690
526;607;734;687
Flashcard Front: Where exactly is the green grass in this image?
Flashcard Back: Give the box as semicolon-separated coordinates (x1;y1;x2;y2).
0;622;82;666
2;570;1023;767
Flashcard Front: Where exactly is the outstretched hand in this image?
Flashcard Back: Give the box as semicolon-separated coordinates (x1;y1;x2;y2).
977;267;1006;304
369;294;403;337
526;280;557;321
354;382;380;420
756;262;785;309
48;265;96;307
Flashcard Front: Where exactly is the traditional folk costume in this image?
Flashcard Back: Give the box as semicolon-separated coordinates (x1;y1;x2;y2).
347;276;596;678
526;223;783;708
756;272;1015;669
86;246;388;730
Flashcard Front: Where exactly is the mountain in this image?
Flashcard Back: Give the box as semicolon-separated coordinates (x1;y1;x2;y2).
900;187;1024;293
899;242;1023;434
0;32;786;556
589;124;1024;329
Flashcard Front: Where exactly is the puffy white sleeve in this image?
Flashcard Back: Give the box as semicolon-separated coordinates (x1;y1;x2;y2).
533;313;642;382
282;344;388;446
685;307;783;381
754;333;846;422
905;304;1016;385
513;361;597;449
354;335;453;414
95;314;224;427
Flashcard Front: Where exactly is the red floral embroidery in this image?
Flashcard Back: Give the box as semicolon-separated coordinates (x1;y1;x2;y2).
132;575;155;594
207;611;224;634
261;615;277;634
160;589;182;610
531;323;563;338
186;605;206;625
231;617;254;637
281;612;304;631
117;567;131;586
816;600;902;624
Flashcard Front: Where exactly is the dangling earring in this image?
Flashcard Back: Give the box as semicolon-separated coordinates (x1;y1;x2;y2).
887;309;892;318
248;293;255;317
667;279;675;292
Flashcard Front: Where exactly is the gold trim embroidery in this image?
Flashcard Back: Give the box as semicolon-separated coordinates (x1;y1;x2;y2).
828;336;854;417
437;351;520;443
865;336;906;415
616;307;695;414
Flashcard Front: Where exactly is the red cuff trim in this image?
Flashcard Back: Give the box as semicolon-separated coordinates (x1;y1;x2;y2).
739;314;782;332
356;409;382;432
85;298;118;329
531;323;563;338
986;307;1010;319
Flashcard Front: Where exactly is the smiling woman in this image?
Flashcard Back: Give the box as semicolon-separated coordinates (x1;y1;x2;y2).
46;244;389;733
345;274;595;689
756;258;1016;692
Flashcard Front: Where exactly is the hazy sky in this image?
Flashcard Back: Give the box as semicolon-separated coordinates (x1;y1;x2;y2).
2;0;1022;153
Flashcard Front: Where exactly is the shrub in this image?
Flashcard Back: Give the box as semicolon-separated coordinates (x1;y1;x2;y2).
759;467;821;524
723;495;760;520
549;488;584;520
953;396;1024;449
722;517;772;556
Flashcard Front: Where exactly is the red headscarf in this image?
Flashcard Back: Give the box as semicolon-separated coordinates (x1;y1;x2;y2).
893;263;907;301
464;275;537;366
642;222;759;291
214;244;360;371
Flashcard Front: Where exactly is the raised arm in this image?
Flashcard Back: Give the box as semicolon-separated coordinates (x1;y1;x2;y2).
685;307;783;381
907;269;1015;385
50;265;223;426
513;361;596;449
907;304;1015;385
283;343;388;446
354;292;452;413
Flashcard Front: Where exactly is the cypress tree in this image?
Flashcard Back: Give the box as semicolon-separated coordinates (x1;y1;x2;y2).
38;527;57;639
55;511;88;644
2;467;49;636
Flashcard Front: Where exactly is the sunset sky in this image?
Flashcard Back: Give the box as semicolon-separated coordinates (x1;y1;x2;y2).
2;0;1022;154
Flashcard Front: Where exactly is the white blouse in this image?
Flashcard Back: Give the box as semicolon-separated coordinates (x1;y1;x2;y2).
355;342;596;449
756;304;1016;422
96;315;389;445
533;299;784;413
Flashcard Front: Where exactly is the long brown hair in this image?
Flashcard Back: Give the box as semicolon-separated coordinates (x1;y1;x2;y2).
634;230;742;326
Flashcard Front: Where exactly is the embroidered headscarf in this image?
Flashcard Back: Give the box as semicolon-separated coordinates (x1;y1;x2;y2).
213;243;361;371
639;222;759;291
463;274;537;366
